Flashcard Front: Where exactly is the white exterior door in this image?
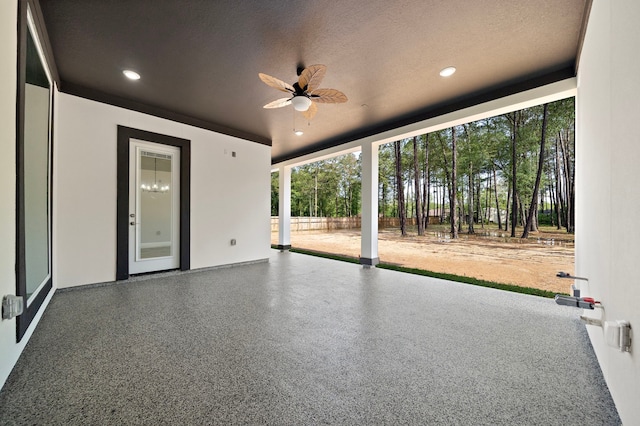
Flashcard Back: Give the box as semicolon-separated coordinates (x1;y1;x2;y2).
129;140;180;274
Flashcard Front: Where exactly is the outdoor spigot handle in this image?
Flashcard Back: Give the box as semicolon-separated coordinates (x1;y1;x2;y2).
555;295;594;310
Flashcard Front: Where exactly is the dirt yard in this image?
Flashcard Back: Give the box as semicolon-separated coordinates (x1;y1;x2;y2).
272;225;574;294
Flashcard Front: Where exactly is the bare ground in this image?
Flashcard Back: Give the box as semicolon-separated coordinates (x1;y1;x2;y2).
272;225;574;294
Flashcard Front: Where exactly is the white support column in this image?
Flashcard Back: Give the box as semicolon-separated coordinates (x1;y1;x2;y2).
277;165;291;250
360;142;379;266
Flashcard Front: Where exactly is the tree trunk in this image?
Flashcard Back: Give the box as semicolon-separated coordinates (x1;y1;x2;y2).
422;135;430;230
313;166;318;217
450;127;458;238
493;165;502;230
434;184;439;223
406;182;411;222
406;183;412;218
505;181;511;233
554;137;564;229
522;103;548;238
441;184;444;222
568;157;575;233
424;172;430;229
413;136;424;235
438;134;452;228
458;186;464;231
440;185;449;223
394;140;407;236
467;163;474;233
484;172;490;226
443;174;450;224
392;173;397;218
381;181;387;218
518;193;526;227
559;129;575;233
510;112;518;238
548;182;554;227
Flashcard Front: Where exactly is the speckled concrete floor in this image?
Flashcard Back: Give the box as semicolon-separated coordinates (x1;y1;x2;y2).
0;251;620;425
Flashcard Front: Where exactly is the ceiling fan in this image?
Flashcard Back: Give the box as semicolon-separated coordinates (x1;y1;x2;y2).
259;64;348;120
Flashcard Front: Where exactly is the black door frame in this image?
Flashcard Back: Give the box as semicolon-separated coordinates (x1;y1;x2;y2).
116;126;190;280
15;0;57;342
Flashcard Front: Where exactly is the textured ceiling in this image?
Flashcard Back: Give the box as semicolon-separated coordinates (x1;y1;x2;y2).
38;0;589;163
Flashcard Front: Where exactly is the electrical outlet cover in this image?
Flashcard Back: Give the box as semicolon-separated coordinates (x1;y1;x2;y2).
604;321;621;349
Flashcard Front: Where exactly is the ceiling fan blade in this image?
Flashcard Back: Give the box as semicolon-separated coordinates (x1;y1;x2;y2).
302;102;318;120
310;88;348;104
259;73;295;93
298;64;326;92
263;97;292;109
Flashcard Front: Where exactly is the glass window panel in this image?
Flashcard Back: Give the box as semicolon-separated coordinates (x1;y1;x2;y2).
139;152;173;259
24;28;51;301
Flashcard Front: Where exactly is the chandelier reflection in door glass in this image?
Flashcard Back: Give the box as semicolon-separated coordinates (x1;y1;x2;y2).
139;151;173;259
141;151;171;193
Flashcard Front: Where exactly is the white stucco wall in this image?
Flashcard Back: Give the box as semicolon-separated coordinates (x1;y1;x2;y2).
576;0;640;422
54;93;271;288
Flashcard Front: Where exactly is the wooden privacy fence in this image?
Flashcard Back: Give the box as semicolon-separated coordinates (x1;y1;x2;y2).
270;217;434;232
271;217;360;232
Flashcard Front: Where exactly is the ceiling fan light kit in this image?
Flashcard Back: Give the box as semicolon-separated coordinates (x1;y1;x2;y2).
259;64;347;119
291;95;312;111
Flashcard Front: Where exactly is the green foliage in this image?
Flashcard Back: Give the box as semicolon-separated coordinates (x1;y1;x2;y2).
279;153;362;218
271;171;279;216
378;144;397;217
538;212;554;226
270;97;575;234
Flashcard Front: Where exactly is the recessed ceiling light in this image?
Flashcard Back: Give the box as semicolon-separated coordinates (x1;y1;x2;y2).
294;130;304;136
123;70;141;80
439;67;456;77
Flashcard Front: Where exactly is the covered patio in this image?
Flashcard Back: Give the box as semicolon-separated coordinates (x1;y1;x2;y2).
2;0;639;423
0;252;619;424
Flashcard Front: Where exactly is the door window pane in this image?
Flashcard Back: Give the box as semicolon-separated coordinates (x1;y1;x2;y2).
139;151;173;259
